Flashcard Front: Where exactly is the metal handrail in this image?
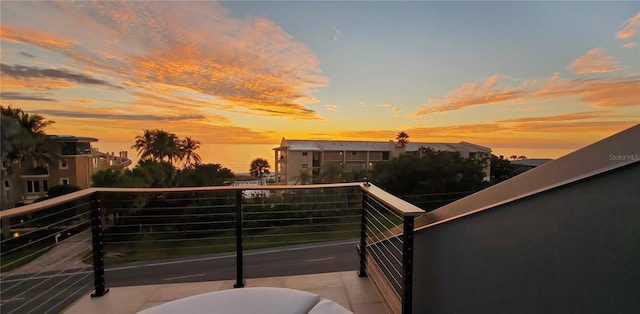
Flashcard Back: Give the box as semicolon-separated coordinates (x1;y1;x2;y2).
0;182;424;314
0;182;425;220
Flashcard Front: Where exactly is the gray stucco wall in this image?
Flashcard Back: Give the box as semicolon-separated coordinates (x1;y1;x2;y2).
413;163;640;313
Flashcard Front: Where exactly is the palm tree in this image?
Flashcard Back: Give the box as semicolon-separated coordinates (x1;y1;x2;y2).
293;169;312;185
153;130;181;163
319;162;342;183
396;131;409;147
179;137;202;169
132;129;155;161
249;158;270;185
1;106;60;209
131;129;182;165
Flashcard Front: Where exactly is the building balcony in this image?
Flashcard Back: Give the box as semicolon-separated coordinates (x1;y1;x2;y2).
20;166;50;177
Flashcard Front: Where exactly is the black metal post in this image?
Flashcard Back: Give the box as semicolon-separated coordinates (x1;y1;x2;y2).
234;190;245;288
90;192;109;297
402;215;415;314
358;191;368;277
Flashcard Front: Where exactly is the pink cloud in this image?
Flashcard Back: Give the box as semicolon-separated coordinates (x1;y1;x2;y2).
617;11;640;39
568;48;621;74
412;74;639;115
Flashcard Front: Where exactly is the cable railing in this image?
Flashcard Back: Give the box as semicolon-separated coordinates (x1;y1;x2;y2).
0;194;93;314
359;183;425;314
0;183;425;314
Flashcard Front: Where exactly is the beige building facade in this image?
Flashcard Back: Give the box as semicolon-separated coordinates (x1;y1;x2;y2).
274;138;491;184
1;135;131;209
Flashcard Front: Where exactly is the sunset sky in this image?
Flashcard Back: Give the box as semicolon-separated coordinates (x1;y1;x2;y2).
1;1;638;159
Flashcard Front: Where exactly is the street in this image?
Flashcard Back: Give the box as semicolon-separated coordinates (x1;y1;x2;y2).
0;239;359;313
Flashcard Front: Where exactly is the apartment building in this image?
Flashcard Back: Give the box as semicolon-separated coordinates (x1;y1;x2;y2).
273;138;491;184
1;135;131;208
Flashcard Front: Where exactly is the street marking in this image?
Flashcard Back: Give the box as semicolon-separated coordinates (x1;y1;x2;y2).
303;257;336;263
1;297;26;303
106;240;357;271
163;274;205;281
2;240;359;283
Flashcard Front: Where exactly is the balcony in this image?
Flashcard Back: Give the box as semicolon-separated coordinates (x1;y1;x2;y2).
0;183;422;314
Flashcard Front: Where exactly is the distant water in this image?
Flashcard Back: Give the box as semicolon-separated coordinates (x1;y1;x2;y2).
96;142;578;174
95;142;277;174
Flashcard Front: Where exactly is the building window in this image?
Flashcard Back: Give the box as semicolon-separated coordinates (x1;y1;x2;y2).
2;160;7;169
3;181;9;189
61;178;69;185
93;157;99;169
60;159;68;169
351;152;357;156
302;163;308;168
382;152;390;160
43;180;48;192
302;152;308;156
27;180;40;193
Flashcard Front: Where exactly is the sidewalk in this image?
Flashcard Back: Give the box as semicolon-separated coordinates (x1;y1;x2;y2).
2;230;92;277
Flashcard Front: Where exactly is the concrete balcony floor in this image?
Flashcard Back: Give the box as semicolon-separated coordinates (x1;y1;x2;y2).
64;271;389;314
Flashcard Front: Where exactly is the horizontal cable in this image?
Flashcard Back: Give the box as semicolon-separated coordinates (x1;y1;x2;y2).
107;220;234;228
1;230;92;298
105;203;234;212
244;221;359;231
7;200;90;229
243;238;349;247
365;244;402;298
366;196;403;220
243;215;360;223
365;225;403;264
243;229;359;238
105;235;237;244
368;239;403;279
115;212;235;219
103;228;236;236
1;220;90;258
365;212;404;254
106;243;235;252
20;270;92;314
1;210;90;245
244;199;358;209
43;273;93;314
243;207;358;215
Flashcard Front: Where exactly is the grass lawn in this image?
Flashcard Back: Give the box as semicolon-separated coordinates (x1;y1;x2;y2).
100;222;360;266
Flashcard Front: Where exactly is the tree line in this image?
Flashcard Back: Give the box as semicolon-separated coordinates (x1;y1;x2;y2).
1;107;529;211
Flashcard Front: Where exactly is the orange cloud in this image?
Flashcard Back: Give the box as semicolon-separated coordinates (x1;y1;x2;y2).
1;2;328;120
496;110;617;123
533;77;640;108
567;48;621;74
325;104;338;112
72;99;95;104
0;76;76;90
0;24;74;50
413;74;526;115
413;74;640;115
617;11;640;39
